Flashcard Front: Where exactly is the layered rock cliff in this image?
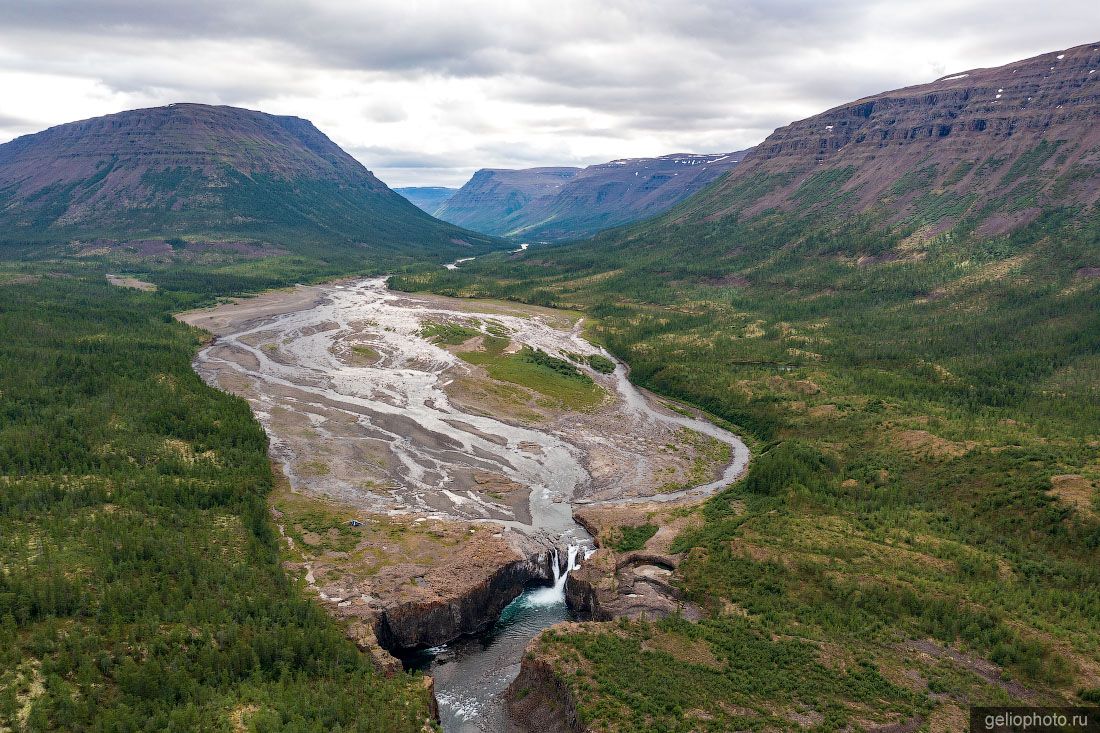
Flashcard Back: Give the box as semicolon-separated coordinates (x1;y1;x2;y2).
372;549;557;651
672;42;1100;236
510;503;706;731
506;654;584;733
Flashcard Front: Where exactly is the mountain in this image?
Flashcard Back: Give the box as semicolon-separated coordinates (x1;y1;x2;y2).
394;186;458;213
432;166;581;237
0;103;499;262
667;41;1100;237
434;152;747;241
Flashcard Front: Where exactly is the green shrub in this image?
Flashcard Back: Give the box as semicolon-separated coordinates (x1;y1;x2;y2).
613;524;658;552
587;353;616;374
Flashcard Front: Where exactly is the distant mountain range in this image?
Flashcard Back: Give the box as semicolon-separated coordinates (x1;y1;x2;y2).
430;152;748;241
395;186;458;213
433;42;1100;327
0;103;499;263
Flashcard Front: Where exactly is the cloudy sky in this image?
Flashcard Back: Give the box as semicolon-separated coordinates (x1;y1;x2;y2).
0;1;1096;187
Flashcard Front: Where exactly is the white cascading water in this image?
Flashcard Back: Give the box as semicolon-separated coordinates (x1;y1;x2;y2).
524;544;582;606
420;543;585;731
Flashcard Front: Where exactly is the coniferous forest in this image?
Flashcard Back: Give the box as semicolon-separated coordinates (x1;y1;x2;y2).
0;256;434;731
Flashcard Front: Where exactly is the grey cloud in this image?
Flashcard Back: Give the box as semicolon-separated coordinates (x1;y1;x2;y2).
0;112;41;129
361;101;407;124
2;1;556;77
347;146;471;170
4;3;1095;101
1;0;1097;186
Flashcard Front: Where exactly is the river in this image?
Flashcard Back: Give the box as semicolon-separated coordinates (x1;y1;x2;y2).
183;268;748;732
402;546;580;732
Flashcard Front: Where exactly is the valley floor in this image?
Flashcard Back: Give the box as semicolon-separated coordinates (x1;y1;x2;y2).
3;203;1097;732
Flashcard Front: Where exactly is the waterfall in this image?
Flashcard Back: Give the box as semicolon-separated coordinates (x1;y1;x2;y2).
525;544;582;607
420;543;586;730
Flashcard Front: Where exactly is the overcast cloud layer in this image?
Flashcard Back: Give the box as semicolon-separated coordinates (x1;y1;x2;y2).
0;1;1096;187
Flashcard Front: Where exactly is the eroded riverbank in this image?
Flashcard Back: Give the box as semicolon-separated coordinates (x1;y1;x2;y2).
178;277;748;730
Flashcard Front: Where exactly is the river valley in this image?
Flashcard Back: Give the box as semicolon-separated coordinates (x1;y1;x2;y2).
179;275;749;731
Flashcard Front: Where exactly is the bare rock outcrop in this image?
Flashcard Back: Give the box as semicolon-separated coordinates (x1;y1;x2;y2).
566;502;704;621
373;549;557;651
506;656;584;733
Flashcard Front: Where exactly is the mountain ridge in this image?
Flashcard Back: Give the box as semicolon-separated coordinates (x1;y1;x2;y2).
663;41;1100;238
435;151;748;241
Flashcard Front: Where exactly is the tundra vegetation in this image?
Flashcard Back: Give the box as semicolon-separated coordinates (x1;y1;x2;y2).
0;251;435;731
390;202;1100;729
457;337;606;411
610;524;659;553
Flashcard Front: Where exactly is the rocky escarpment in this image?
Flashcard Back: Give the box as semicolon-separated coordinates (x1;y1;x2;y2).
373;548;558;652
506;655;584;733
562;561;602;619
565;548;695;622
435;152;747;240
565;503;702;621
671;41;1100;236
509;504;706;730
276;497;569;667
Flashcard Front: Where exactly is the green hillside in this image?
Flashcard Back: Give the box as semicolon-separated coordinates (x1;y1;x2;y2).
393;176;1100;733
389;47;1100;732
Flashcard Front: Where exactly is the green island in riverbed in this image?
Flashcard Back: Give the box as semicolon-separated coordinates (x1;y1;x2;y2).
458;336;606;411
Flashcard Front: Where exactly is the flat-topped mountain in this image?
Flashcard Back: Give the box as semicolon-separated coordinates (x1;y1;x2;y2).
432;167;581;237
0;103;498;261
395;186;458;213
434;151;747;241
669;42;1100;236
